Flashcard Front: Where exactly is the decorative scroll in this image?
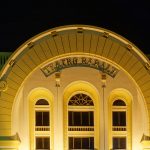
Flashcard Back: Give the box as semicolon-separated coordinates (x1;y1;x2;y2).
68;93;94;106
41;56;119;78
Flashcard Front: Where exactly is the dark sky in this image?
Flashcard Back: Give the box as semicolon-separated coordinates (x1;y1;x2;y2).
0;0;150;54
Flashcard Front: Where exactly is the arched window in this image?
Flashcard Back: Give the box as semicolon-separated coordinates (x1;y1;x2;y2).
112;99;126;129
35;99;50;150
68;93;94;106
68;93;94;149
112;99;127;150
113;99;126;106
35;99;49;105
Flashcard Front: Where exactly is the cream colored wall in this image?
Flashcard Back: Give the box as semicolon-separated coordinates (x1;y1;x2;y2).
12;87;29;150
12;64;147;150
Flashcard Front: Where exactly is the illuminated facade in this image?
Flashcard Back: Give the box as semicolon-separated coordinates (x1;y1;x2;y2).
0;25;150;150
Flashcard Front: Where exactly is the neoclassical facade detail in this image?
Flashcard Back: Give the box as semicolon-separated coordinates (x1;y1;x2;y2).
0;25;150;149
108;89;132;150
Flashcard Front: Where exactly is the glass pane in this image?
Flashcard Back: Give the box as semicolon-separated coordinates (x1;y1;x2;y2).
82;138;89;149
36;137;42;149
113;112;126;126
90;112;94;126
90;137;94;149
69;137;73;149
113;138;118;149
74;112;81;126
120;112;126;126
113;99;126;106
69;112;94;126
74;138;81;149
36;137;50;149
82;112;89;126
69;111;73;126
113;112;118;126
44;138;50;149
36;99;49;105
113;137;126;149
69;137;94;149
43;112;49;126
36;112;42;126
120;137;126;149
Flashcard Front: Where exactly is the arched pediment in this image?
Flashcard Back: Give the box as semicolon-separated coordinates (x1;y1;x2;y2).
0;25;150;136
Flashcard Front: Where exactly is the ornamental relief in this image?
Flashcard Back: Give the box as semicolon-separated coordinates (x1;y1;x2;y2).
0;80;7;91
41;55;119;78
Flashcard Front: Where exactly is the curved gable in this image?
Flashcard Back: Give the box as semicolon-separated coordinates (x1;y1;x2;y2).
0;25;150;136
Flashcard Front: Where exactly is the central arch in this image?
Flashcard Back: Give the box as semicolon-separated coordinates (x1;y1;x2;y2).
63;81;100;149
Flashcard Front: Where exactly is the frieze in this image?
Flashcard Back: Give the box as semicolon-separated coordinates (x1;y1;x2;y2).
41;56;119;78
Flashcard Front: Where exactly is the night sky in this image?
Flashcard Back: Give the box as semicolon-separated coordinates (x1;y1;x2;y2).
0;0;150;54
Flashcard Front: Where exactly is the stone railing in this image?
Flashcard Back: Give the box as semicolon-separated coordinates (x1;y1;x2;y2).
112;126;126;131
35;126;50;131
68;126;94;131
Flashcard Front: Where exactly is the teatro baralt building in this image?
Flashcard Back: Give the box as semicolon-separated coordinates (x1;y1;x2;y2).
0;25;150;150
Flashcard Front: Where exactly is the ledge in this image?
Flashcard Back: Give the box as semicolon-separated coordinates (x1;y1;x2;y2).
0;133;20;149
141;134;150;148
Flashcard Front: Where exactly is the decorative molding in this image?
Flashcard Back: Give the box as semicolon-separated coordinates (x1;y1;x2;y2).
103;32;109;38
77;27;83;33
55;72;61;87
145;63;150;71
101;74;107;88
27;42;34;49
9;59;15;67
126;44;132;51
0;80;7;91
51;31;57;37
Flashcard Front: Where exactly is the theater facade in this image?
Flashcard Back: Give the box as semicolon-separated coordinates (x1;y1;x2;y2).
0;25;150;150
